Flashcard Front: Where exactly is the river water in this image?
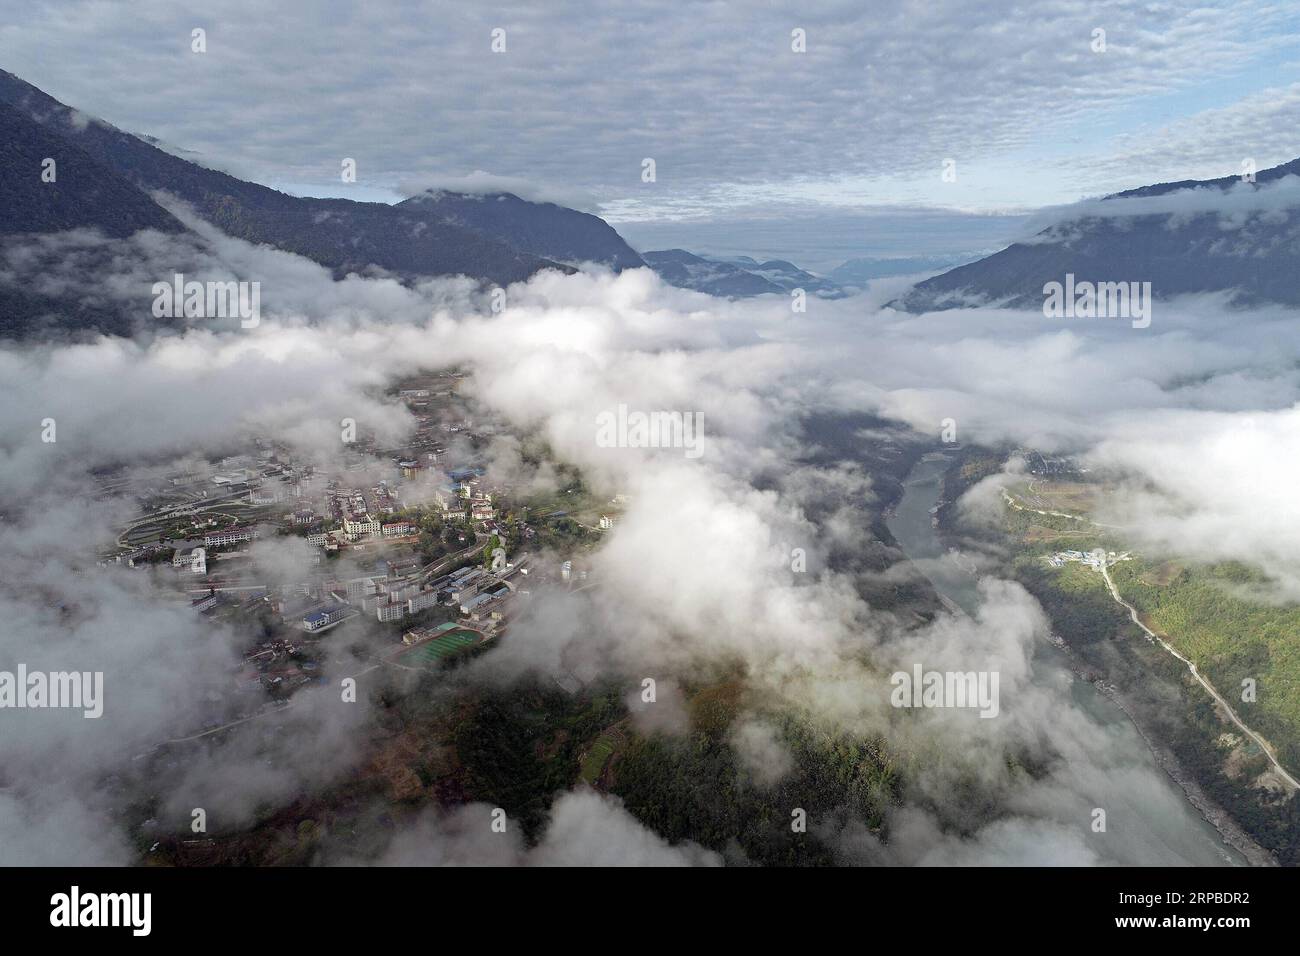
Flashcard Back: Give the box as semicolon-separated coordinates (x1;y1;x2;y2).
886;453;1245;866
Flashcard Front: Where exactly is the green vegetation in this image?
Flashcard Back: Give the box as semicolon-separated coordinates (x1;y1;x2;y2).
985;469;1300;863
1111;559;1300;770
442;685;624;836
1016;559;1141;647
480;534;502;569
612;705;901;865
578;734;618;785
371;670;907;863
415;511;474;565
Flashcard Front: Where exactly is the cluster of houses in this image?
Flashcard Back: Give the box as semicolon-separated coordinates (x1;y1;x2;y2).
363;563;516;626
434;472;496;523
1048;549;1126;570
167;525;260;574
270;553;523;633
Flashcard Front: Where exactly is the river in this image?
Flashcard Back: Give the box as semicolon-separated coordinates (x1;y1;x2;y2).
886;452;1246;866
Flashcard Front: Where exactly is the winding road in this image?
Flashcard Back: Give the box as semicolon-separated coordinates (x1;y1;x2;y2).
1005;485;1300;792
1099;562;1300;792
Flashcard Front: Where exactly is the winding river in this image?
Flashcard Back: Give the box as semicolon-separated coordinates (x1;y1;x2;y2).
886;452;1246;866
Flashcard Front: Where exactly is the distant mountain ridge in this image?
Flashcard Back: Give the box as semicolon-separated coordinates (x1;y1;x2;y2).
642;248;845;298
401;190;644;270
894;159;1300;312
0;68;647;338
829;254;982;287
712;255;844;298
641;249;785;296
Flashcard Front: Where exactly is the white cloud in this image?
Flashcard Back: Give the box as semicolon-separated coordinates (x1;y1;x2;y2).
2;195;1297;863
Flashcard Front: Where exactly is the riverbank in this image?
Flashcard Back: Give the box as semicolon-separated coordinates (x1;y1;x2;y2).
947;457;1286;865
1060;648;1277;866
887;449;1246;864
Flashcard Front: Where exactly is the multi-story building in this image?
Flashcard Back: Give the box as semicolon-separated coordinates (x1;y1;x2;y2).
303;603;350;632
204;527;255;548
449;569;484;604
382;521;415;537
376;600;407;623
434;485;463;515
343;516;381;541
406;588;442;614
344;576;380;603
173;546;207;574
381;582;422;603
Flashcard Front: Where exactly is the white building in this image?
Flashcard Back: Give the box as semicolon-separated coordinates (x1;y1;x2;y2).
204;527;255;548
406;589;442;614
344;576;380;603
376;600;407;623
343;516;381;541
434;485;463;514
173;546;207;574
249;487;282;506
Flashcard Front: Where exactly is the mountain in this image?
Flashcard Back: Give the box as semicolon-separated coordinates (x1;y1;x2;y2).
642;249;844;298
0;68;660;339
894;159;1300;312
399;190;643;270
0;68;661;339
829;254;981;287
641;249;785;296
713;256;845;298
0;98;195;338
0;68;572;286
0;100;185;238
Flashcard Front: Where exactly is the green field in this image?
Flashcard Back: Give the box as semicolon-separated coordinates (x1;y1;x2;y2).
398;630;480;667
579;736;617;784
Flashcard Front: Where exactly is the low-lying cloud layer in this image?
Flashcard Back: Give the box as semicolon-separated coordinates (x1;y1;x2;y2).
2;193;1297;864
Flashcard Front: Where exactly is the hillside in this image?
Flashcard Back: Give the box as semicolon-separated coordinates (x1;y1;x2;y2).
894;159;1300;311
